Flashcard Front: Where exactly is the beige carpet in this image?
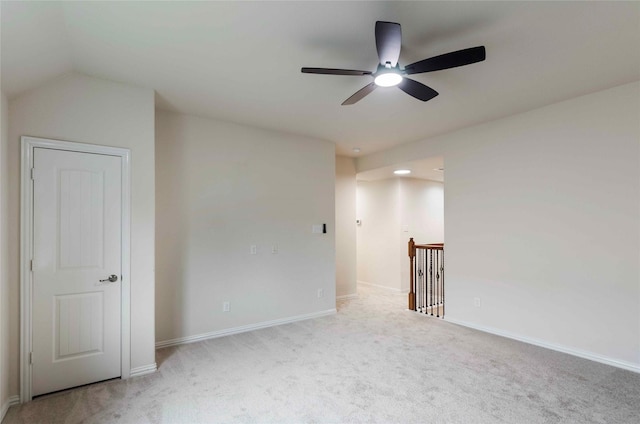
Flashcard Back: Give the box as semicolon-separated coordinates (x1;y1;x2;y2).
4;285;640;423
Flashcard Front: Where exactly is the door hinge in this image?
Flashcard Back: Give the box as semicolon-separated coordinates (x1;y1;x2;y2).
31;168;35;180
29;352;33;365
30;259;33;271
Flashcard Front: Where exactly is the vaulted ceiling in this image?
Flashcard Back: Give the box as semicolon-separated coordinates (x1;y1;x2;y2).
2;1;639;156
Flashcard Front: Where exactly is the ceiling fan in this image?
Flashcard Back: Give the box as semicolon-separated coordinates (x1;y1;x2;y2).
301;21;486;105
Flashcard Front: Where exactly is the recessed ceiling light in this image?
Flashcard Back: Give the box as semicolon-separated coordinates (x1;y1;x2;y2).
353;147;361;153
394;169;411;175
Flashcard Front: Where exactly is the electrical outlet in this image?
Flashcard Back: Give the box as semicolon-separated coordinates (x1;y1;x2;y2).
317;289;324;299
474;297;481;308
223;301;230;312
271;245;278;254
250;245;257;255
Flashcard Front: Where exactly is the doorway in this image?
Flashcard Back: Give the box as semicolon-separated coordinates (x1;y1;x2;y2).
355;156;444;293
20;136;131;401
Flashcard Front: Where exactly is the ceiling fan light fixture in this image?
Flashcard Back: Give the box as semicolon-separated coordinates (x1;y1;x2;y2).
374;71;403;87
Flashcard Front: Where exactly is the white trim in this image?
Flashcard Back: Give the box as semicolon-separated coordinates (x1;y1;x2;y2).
156;309;337;349
1;396;20;422
19;139;33;402
357;280;408;293
445;317;640;374
120;148;131;380
130;363;157;378
20;136;132;402
336;293;358;300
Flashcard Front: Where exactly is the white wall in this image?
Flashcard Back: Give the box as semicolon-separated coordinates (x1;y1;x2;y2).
1;90;11;416
398;179;444;291
357;81;640;369
356;179;402;290
335;156;357;298
155;110;336;344
7;73;156;396
356;178;444;292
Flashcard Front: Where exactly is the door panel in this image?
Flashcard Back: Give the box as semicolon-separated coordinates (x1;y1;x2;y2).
58;168;105;269
32;148;122;396
54;292;103;360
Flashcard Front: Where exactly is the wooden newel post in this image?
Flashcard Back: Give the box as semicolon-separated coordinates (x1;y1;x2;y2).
408;238;416;311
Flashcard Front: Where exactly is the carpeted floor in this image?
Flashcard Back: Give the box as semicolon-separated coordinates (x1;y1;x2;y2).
4;285;640;423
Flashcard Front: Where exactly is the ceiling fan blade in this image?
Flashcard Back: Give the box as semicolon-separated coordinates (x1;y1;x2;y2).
301;67;372;76
398;78;439;102
404;46;486;75
342;82;377;105
375;21;402;67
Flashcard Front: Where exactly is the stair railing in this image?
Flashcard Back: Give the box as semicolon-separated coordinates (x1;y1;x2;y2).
408;238;444;317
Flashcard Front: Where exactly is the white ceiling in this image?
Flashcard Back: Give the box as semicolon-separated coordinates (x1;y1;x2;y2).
357;156;444;182
2;1;639;157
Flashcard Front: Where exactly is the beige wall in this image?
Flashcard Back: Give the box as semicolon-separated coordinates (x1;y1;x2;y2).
356;179;402;290
356;178;444;291
398;178;444;291
155;110;336;344
357;81;640;369
7;73;156;396
335;156;357;298
1;90;11;414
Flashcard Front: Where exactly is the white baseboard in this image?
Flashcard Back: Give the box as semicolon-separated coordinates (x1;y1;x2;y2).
336;293;358;300
130;363;157;378
1;395;20;421
445;317;640;374
357;280;408;293
156;308;337;349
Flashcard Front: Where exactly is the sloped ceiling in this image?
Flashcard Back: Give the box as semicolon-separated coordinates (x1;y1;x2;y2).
2;1;639;156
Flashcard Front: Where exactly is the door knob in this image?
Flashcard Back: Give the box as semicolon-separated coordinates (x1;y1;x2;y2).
99;274;118;283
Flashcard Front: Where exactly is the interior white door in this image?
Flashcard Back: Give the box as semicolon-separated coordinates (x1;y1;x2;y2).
32;147;122;396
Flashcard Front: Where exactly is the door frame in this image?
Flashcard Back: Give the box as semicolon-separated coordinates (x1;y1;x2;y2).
20;136;131;402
